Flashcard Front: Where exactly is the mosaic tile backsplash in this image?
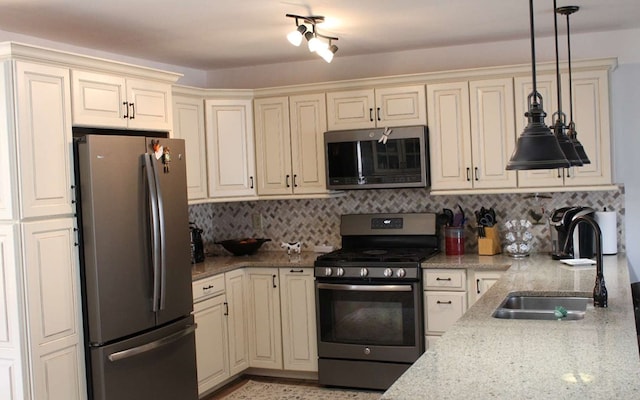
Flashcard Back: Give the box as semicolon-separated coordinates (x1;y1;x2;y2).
189;186;625;257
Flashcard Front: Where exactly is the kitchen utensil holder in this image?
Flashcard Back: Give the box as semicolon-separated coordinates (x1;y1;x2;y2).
478;226;501;255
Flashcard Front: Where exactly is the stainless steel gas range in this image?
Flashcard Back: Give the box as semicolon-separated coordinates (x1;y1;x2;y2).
314;213;439;390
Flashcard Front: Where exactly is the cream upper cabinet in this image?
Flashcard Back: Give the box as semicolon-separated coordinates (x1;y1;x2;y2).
254;97;292;195
71;70;173;131
15;61;74;219
516;69;612;188
172;94;208;200
22;218;85;400
428;78;516;191
0;62;15;220
562;69;612;187
254;93;328;196
205;98;257;199
279;268;317;372
326;85;426;130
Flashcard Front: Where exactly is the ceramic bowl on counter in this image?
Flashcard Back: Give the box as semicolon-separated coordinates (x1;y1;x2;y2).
215;238;271;256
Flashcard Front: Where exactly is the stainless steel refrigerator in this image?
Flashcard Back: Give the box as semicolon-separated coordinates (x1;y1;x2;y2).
75;134;198;400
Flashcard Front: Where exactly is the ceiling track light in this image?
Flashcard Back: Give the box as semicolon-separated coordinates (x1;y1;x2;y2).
286;13;339;63
557;5;591;165
506;0;570;171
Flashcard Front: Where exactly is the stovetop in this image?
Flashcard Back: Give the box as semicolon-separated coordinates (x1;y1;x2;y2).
316;247;439;263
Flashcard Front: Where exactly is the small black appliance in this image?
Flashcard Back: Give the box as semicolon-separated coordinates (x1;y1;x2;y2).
189;222;205;263
549;207;596;259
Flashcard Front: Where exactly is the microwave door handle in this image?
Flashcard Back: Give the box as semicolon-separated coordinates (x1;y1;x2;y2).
143;154;161;312
356;141;364;183
149;154;167;311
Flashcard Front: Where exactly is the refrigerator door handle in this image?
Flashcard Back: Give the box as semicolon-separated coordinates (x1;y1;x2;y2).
150;153;168;311
107;323;197;362
144;154;162;312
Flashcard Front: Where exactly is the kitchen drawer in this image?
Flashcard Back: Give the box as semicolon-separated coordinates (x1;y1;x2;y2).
424;269;466;291
424;291;467;334
192;274;225;302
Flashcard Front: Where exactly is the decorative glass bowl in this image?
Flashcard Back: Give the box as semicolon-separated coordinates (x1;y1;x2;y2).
503;219;533;258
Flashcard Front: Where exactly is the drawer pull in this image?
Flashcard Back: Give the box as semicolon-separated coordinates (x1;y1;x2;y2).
290;269;304;273
435;277;452;281
437;300;453;305
202;285;214;290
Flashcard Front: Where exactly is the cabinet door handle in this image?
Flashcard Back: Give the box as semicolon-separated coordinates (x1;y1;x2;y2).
129;102;135;119
474;167;479;181
286;174;290;188
272;274;277;288
122;101;129;119
290;269;304;273
466;168;471;181
369;108;374;122
293;174;298;187
437;300;453;305
557;168;562;179
224;301;229;316
376;107;381;121
476;279;481;294
436;277;452;281
250;176;254;189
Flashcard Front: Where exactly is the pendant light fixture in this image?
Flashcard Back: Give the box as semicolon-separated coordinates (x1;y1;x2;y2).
557;5;591;164
551;0;582;166
506;0;570;171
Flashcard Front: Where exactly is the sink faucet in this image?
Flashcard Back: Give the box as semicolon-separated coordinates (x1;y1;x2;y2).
562;215;607;307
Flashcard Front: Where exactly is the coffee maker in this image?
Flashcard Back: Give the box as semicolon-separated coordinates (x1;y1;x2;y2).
549;207;596;259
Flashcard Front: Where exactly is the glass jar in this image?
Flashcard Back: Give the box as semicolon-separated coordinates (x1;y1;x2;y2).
503;219;533;258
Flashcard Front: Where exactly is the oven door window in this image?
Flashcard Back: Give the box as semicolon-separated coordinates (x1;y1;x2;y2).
317;283;417;346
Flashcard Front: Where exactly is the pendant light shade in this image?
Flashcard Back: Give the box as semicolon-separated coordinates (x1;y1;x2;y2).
557;5;591;164
506;0;569;171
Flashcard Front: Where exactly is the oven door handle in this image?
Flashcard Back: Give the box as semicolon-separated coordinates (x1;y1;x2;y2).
316;283;412;292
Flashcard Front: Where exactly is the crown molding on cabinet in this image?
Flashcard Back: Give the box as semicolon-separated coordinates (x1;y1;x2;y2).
0;41;182;83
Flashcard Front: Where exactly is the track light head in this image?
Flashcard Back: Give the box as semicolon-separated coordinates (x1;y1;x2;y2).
287;25;307;46
319;44;338;63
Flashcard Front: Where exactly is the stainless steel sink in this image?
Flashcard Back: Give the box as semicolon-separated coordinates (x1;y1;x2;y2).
492;294;589;320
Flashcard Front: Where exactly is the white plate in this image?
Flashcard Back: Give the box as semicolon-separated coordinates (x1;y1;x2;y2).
560;258;596;266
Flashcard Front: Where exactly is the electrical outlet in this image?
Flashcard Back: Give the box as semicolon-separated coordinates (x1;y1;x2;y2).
252;213;262;231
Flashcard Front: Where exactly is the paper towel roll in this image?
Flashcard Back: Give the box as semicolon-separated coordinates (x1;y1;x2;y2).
595;210;617;255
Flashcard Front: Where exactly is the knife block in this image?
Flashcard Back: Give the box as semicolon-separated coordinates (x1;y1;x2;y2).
478;227;501;255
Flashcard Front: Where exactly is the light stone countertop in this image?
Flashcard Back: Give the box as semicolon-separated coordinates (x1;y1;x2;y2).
191;251;317;280
383;253;640;400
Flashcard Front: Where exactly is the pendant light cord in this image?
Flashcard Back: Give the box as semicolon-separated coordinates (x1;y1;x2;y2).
566;12;574;124
529;0;538;101
553;0;563;117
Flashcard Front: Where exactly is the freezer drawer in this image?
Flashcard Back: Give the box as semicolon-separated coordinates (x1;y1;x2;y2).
89;316;198;400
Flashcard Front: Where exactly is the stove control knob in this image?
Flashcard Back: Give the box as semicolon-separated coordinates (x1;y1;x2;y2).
383;268;393;278
364;347;371;355
360;268;369;277
324;268;333;277
396;268;406;278
336;267;345;277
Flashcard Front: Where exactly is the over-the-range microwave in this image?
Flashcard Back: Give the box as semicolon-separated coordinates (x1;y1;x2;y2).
324;125;429;190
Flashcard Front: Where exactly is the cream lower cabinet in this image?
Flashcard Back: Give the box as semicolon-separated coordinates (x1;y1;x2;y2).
22;218;85;400
326;85;426;130
205;98;257;199
192;269;248;395
172;93;208;200
246;267;317;372
468;270;504;307
71;69;173;131
427;78;516;192
254;93;328;196
423;269;467;350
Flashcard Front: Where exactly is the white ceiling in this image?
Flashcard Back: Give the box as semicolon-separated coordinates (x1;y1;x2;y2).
0;0;638;70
